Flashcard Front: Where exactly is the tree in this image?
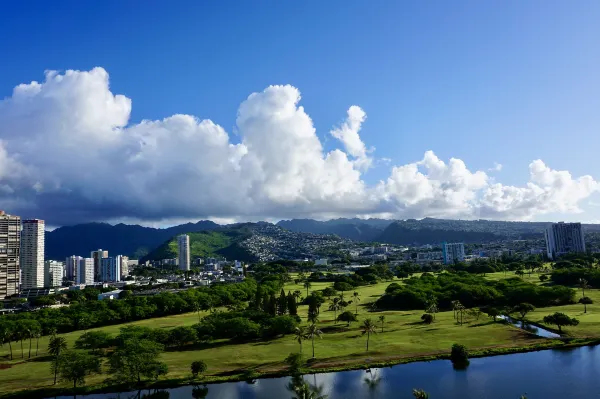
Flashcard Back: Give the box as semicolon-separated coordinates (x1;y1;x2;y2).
307;310;320;325
56;350;101;389
303;281;312;298
485;307;500;322
361;319;377;352
48;336;68;384
413;389;430;399
169;326;198;349
543;312;579;333
268;292;277;316
539;274;548;282
579;296;593;313
287;292;298;316
378;315;386;333
294;326;307;353
580;278;589;298
0;320;15;360
322;287;336;300
329;298;341;322
515;269;525;278
305;323;323;359
284;352;304;374
278;289;288;315
421;314;433;324
191;360;207;378
425;297;438;321
293;290;302;305
450;343;470;368
109;339;168;384
352;291;361;315
514;303;535;322
14;320;27;359
75;331;113;355
337;311;358;327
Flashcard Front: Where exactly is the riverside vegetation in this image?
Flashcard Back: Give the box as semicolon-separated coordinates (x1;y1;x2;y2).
2;255;600;397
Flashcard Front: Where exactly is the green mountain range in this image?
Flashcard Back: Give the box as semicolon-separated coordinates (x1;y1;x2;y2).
141;228;256;262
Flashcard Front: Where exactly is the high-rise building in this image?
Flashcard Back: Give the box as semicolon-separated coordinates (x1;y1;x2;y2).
44;260;64;287
65;255;82;281
120;255;129;279
545;222;586;260
442;242;465;265
21;219;45;289
0;211;21;298
100;256;121;282
78;258;94;285
178;234;190;271
91;249;108;282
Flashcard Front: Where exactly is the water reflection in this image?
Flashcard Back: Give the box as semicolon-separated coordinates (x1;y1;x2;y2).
499;315;561;338
50;345;600;399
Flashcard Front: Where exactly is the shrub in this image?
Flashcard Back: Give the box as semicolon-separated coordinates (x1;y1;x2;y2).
284;352;304;374
191;360;207;378
337;311;358;326
421;314;434;324
450;343;470;368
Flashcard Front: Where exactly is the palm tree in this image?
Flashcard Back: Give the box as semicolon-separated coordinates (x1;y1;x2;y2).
305;323;323;359
48;336;67;385
0;320;14;360
361;319;377;352
329;298;341;322
378;315;386;333
33;329;42;356
451;300;460;320
294;326;307;353
303;281;312;297
580;278;589;298
353;292;360;315
412;389;429;398
293;290;302;304
307;311;320;325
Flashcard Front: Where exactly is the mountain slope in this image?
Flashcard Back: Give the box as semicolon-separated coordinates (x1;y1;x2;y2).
276;218;391;241
141;228;255;262
45;220;220;260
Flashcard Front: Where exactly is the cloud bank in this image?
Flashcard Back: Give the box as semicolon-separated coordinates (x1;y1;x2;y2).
0;68;597;226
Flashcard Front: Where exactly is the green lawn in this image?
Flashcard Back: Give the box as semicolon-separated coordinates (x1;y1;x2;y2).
0;278;542;395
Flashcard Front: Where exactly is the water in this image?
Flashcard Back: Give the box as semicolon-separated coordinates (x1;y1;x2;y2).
499;315;561;338
52;345;600;399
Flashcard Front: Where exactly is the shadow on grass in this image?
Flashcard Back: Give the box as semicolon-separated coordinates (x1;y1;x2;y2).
468;321;494;328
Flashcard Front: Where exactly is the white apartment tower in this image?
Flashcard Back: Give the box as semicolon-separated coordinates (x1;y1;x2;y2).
178;234;190;271
21;219;45;289
545;222;586;260
44;260;64;287
78;258;94;285
0;211;21;298
101;257;121;282
442;242;465;265
120;255;129;279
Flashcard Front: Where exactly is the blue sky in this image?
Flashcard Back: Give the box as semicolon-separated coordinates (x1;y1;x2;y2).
1;1;599;225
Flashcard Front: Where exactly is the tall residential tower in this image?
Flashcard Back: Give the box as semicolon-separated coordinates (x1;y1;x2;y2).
0;211;21;298
177;234;190;271
545;222;586;260
21;219;45;289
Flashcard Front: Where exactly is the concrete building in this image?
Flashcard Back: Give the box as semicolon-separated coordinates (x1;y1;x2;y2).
44;260;64;287
78;258;94;285
0;211;21;298
120;255;129;279
545;222;586;260
91;249;108;282
417;251;443;263
98;290;122;301
315;258;328;266
177;234;190;271
100;256;121;282
21;219;45;289
442;242;465;265
65;255;82;281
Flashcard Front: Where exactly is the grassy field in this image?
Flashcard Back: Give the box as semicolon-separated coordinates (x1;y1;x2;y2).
0;278;546;395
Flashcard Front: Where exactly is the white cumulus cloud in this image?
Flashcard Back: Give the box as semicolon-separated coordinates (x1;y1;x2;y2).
0;67;597;225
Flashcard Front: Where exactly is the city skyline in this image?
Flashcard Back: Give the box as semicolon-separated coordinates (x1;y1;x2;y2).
0;2;599;227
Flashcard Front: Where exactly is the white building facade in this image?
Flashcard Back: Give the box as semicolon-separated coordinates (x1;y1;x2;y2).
65;255;82;281
545;222;586;260
442;242;465;265
178;234;190;271
44;260;64;287
21;219;45;289
78;258;94;285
